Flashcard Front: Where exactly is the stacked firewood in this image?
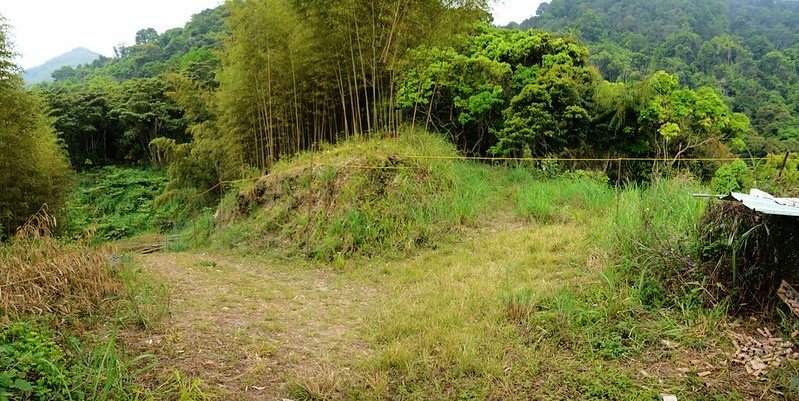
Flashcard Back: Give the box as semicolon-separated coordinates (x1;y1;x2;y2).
778;281;799;317
731;328;799;377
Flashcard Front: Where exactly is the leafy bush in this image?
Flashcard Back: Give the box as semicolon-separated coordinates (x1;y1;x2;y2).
753;153;799;196
710;159;753;193
709;154;799;196
0;321;170;401
0;222;179;400
63;167;184;242
0;322;70;401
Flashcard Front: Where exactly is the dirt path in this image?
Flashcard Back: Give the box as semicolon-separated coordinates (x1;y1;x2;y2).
120;222;603;400
125;252;377;400
118;222;773;400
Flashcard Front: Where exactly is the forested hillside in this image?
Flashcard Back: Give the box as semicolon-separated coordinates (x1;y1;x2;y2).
29;0;760;206
23;47;101;85
33;6;228;168
517;0;799;156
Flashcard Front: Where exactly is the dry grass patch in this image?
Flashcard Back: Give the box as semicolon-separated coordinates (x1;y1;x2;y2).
0;215;119;317
340;222;602;399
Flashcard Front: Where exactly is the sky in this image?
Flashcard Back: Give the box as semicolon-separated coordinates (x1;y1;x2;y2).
1;0;544;69
492;0;546;26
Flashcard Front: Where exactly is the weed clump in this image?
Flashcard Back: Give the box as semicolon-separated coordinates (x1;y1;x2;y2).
699;202;799;312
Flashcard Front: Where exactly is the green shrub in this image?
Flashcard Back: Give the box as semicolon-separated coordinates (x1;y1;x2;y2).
709;154;799;196
0;322;70;401
62;167;185;242
710;159;752;193
753;153;799;196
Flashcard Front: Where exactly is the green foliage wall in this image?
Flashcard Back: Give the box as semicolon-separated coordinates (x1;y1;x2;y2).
63;167;182;242
398;26;749;164
213;0;489;171
396;27;598;156
518;0;799;155
711;153;799;195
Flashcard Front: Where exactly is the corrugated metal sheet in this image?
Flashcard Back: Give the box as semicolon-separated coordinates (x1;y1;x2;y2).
722;189;799;217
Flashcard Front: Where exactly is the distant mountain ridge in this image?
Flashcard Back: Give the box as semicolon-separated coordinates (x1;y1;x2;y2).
23;47;102;85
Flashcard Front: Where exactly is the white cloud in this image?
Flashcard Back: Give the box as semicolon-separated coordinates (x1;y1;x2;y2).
491;0;546;26
1;0;223;69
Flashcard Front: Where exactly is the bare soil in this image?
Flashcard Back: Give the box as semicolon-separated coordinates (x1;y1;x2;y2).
123;252;377;400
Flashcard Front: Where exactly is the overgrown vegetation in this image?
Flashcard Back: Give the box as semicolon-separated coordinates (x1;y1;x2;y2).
269;166;781;400
4;0;799;399
700;203;799;313
197;131;466;259
0;213;200;400
63;167;183;242
0;214;120;317
188;131;616;260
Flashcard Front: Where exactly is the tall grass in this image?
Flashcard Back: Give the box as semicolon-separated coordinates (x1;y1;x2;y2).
189;131;631;261
69;330;158;401
0;213;121;317
115;260;171;329
608;176;709;309
154;134;750;398
339;172;737;399
0;213;200;400
513;173;615;222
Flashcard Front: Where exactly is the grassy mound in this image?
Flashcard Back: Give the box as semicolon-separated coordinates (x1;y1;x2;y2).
209;132;471;259
194;131;619;260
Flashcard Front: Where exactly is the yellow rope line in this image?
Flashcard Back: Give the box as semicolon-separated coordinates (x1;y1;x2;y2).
187;154;779;199
403;155;772;162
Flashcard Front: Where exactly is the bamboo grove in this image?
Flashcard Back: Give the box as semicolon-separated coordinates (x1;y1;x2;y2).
0;18;72;239
216;0;488;171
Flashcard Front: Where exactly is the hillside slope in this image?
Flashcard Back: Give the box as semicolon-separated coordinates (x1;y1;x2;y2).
518;0;799;155
23;47;101;84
